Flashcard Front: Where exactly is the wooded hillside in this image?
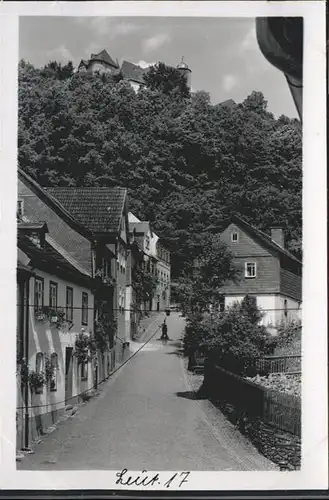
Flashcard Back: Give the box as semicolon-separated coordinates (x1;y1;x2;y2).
18;60;302;278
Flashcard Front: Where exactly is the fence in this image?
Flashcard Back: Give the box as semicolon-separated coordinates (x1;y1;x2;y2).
256;355;301;375
203;362;301;436
264;390;301;436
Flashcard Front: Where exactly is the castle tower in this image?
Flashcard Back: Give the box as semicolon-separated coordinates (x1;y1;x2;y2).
176;56;192;88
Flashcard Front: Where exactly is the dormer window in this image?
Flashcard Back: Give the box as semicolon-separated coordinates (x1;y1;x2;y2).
17;200;24;220
28;232;41;248
231;231;239;242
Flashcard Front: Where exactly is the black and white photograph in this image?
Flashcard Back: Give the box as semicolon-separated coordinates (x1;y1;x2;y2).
0;0;327;493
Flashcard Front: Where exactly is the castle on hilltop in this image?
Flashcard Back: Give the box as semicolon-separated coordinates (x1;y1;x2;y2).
78;49;192;92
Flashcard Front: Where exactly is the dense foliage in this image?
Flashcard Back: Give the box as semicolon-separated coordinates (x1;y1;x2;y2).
18;59;302;278
184;296;272;376
132;266;158;307
175;233;239;314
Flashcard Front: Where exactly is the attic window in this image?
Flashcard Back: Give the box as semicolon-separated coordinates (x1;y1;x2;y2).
231;231;239;242
17;200;24;219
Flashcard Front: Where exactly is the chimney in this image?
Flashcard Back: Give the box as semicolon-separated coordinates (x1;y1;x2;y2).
271;227;284;248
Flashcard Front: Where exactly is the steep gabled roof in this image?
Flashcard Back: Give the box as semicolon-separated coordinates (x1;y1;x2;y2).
121;60;149;84
17;231;93;286
225;215;302;266
78;59;89;69
218;98;236;109
18;168;94;241
46;187;127;235
90;49;119;69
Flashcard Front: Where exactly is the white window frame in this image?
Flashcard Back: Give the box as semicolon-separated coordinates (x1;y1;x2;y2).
231;231;239;242
81;292;88;326
49;281;58;309
34;277;44;313
245;262;257;278
66;286;73;323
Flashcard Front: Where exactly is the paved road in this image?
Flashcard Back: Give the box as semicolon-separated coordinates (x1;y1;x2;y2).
18;313;276;471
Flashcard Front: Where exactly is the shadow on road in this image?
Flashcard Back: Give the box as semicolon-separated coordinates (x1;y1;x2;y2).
165;349;184;357
176;390;206;401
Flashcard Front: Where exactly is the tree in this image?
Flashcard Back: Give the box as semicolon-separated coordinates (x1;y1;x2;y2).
132;265;158;308
175;233;240;314
185;296;270;376
18;59;302;278
143;62;190;98
40;61;74;80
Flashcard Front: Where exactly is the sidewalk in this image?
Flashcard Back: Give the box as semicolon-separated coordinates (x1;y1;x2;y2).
135;311;166;342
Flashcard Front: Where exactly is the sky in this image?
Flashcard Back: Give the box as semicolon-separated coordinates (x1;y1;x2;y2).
19;16;297;118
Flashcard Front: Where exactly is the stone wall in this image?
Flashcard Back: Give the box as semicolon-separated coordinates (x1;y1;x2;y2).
211;398;301;470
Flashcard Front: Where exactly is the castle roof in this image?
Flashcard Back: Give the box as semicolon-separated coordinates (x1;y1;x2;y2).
90;49;119;69
177;57;191;71
78;59;89;69
121;60;149;84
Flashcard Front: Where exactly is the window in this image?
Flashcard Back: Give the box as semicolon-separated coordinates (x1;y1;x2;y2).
82;292;88;325
219;295;225;312
145;236;150;250
245;262;256;278
49;281;58;309
81;360;88;381
50;353;58;391
66;287;73;322
231;231;239;242
34;277;44;313
17;200;24;219
35;352;44;394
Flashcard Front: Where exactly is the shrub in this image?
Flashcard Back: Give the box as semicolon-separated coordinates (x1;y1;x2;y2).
185;295;270;376
276;319;302;351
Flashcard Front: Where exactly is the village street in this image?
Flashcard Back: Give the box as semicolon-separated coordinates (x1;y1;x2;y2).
18;313;275;472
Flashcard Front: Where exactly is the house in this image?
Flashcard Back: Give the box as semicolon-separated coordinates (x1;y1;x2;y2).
128;227;146;338
128;212;171;313
121;60;150;92
219;215;302;331
77;49;192;91
16;222;95;449
154;240;171;313
78;49;119;74
18;169;117;387
45;187;131;363
17;248;34;451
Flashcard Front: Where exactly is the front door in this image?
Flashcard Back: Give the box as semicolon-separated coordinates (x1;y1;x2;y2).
65;347;73;403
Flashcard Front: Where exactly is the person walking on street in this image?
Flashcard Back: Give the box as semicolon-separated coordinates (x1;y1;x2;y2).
161;320;169;341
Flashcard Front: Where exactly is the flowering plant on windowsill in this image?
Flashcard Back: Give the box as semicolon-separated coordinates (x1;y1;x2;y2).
35;306;67;328
95;269;116;287
28;370;46;393
74;331;96;365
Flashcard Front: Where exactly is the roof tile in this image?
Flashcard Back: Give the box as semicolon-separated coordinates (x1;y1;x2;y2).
46;187;126;234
